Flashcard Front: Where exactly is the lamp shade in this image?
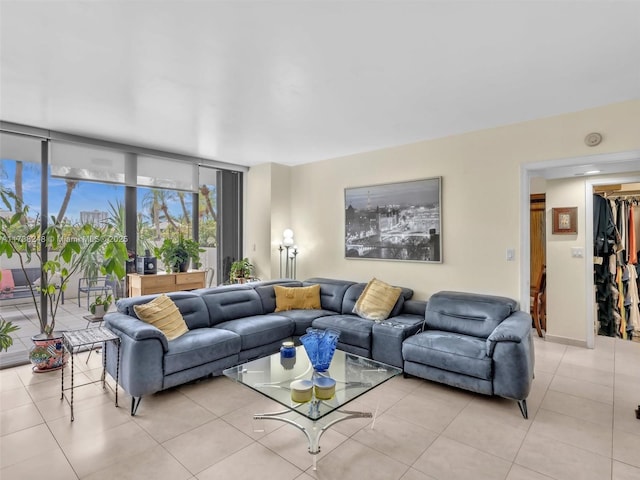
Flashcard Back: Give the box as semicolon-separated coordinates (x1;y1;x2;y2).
283;228;294;239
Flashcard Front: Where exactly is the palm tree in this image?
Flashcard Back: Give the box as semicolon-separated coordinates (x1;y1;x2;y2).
177;192;191;225
1;160;28;225
105;200;126;233
199;185;217;221
56;179;78;223
142;189;178;240
159;199;178;230
142;190;161;240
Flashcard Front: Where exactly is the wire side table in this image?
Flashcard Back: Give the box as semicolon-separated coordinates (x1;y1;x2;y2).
61;327;120;421
81;314;106;364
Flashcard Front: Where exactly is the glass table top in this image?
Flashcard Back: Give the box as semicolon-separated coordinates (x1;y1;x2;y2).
223;346;402;421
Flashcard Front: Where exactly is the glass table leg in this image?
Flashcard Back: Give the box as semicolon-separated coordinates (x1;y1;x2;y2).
254;407;373;470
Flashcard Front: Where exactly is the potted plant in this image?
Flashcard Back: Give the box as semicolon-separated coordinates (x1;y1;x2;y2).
230;258;253;283
89;293;114;319
0;319;19;352
0;189;129;371
155;235;203;273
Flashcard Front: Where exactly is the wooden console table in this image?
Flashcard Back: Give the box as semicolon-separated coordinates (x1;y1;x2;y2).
127;271;206;297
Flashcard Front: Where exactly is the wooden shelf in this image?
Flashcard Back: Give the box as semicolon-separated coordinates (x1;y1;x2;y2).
127;271;206;297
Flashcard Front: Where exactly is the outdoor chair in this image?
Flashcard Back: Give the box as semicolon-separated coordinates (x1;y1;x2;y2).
77;276;113;308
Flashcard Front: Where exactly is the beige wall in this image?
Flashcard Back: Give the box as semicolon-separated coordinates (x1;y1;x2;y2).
245;100;640;342
545;177;587;343
530;177;547;195
245;163;273;281
245;162;291;280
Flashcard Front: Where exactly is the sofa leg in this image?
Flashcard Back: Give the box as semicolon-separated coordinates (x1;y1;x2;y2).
131;397;142;416
517;399;528;419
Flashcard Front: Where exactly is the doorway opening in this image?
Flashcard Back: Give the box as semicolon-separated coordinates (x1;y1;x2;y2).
521;151;640;349
591;182;640;341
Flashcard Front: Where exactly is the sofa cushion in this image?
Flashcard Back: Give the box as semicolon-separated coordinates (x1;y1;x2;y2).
198;287;266;326
341;283;366;314
353;278;402;321
426;291;518;339
117;292;211;330
303;278;355;312
0;270;15;295
402;330;492;380
164;328;241;375
133;294;189;340
342;282;412;318
216;314;294;350
276;309;339;336
10;267;40;287
312;314;372;350
253;280;303;312
274;284;322;312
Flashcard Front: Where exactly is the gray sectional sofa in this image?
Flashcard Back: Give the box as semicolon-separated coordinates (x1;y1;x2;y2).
104;278;424;415
402;291;535;418
104;277;534;418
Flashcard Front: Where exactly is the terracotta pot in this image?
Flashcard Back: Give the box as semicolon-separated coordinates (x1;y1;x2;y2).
30;332;67;372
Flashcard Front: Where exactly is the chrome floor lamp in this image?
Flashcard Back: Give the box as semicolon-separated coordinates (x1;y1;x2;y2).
278;229;298;279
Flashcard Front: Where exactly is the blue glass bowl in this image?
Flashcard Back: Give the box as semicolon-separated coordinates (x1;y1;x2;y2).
300;328;340;372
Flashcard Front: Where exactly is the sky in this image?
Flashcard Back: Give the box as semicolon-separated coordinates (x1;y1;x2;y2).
0;160;192;222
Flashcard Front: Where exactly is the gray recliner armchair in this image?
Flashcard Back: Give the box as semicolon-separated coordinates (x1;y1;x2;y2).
402;291;534;418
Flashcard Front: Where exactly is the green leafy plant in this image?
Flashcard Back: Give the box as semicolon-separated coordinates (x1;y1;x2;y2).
0;320;20;352
0;190;129;335
90;293;114;315
229;258;253;283
154;235;204;272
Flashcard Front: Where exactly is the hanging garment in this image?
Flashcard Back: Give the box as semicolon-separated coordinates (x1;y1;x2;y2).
617;200;628;263
594;196;619;337
616;266;625;338
629;205;637;265
594;195;616;257
626;263;640;333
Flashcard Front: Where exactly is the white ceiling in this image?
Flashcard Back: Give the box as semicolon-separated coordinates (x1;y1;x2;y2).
1;1;639;168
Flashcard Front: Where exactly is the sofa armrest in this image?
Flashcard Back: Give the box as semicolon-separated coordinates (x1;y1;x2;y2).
486;311;535;400
104;312;168;398
105;313;169;352
486;311;530;357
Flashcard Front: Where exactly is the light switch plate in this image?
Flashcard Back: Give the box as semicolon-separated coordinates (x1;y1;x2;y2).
571;247;584;258
506;248;515;261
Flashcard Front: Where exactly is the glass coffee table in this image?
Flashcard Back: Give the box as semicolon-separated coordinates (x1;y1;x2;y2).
223;346;402;469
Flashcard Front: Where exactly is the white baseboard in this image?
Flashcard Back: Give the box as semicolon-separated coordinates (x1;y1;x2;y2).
544;333;589;349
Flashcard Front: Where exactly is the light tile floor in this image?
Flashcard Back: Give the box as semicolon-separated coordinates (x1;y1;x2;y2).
1;302;639;480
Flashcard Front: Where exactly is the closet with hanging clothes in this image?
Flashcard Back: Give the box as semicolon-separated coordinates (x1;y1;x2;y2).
593;184;640;340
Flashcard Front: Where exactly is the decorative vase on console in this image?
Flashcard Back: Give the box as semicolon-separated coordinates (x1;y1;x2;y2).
299;327;340;372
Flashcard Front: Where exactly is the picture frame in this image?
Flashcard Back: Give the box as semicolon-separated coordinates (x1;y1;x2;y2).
552;207;578;235
345;177;442;262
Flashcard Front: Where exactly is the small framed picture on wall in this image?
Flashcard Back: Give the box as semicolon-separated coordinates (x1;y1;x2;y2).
552;207;578;235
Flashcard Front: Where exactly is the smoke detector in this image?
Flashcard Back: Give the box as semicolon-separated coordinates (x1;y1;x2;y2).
584;132;603;147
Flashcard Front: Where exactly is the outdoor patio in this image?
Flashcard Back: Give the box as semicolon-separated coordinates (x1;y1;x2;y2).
0;299;94;369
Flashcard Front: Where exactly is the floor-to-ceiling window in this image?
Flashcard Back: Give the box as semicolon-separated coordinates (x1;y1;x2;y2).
0;132;45;305
1;124;244;300
199;167;219;286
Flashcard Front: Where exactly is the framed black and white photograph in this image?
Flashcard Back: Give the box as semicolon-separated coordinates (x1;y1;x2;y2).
345;177;442;262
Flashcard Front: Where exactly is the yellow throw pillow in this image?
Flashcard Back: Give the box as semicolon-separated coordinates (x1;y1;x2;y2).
274;284;322;312
353;278;402;321
133;294;189;340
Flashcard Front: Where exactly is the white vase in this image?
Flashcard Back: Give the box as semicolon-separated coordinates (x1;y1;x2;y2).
92;305;107;319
